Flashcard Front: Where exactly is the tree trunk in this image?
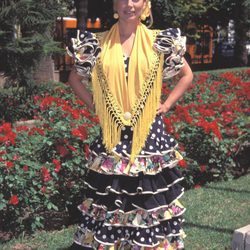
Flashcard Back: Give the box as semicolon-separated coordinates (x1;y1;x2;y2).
233;0;249;66
75;0;88;31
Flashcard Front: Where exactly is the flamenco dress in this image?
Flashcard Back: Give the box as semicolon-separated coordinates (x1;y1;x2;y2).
67;27;187;250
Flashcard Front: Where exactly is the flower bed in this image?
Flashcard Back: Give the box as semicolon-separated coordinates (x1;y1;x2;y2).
0;68;249;235
0;84;100;236
163;68;250;187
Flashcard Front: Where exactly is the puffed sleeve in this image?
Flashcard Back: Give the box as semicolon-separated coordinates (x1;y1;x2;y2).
66;30;101;79
153;28;186;79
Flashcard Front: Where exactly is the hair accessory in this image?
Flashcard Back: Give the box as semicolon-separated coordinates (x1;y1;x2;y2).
141;0;151;20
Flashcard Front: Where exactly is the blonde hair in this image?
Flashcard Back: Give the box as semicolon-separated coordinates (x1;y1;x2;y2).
113;0;153;27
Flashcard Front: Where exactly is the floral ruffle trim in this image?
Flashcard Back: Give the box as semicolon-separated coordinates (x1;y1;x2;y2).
74;208;186;249
78;197;185;228
153;28;186;80
88;148;183;176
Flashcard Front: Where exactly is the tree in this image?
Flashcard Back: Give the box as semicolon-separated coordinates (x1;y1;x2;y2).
0;0;67;88
152;0;249;66
152;0;215;29
75;0;88;30
233;0;249;66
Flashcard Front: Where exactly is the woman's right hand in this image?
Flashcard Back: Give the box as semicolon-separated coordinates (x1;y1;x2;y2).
156;102;171;115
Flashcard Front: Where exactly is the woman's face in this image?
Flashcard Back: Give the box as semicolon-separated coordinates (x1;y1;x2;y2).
114;0;146;22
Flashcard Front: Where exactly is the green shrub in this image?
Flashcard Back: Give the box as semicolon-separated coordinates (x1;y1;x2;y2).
0;83;99;234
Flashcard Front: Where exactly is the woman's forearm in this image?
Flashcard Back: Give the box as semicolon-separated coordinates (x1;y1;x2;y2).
163;60;193;111
163;74;193;110
68;70;95;111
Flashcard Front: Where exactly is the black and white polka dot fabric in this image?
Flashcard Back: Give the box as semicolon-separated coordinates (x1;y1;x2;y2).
91;115;177;158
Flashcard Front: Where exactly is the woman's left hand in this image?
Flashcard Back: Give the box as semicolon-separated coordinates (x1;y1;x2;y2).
157;103;171;115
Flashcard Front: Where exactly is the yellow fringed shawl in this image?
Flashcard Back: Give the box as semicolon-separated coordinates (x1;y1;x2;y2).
92;23;164;168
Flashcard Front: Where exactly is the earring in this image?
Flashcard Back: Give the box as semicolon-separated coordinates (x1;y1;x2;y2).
113;12;119;19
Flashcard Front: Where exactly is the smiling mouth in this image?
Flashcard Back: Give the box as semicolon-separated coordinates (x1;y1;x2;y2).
125;11;135;15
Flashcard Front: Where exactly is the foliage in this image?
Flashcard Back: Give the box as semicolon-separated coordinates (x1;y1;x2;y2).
152;0;218;29
0;0;68;87
0;84;54;123
0;69;249;235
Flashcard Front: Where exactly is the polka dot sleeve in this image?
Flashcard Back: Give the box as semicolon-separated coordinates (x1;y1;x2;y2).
67;30;101;79
154;28;186;80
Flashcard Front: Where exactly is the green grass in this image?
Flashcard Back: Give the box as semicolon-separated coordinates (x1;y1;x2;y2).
183;174;250;250
1;174;250;250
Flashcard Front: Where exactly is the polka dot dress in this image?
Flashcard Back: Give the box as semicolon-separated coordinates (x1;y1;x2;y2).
74;47;186;250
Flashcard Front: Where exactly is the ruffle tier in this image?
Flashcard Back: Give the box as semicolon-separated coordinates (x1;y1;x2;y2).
84;167;183;196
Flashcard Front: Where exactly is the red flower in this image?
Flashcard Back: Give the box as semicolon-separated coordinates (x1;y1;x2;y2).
200;165;206;172
196;118;222;140
197;72;209;84
75;99;84;106
52;159;61;173
13;155;20;161
41;186;46;193
5;161;14;169
175;105;193;124
56;144;69;157
0;123;16;145
41;166;52;182
16;125;29;132
0;150;6;155
179;159;187;168
67;144;77;152
40;96;58;110
28;127;45;136
196;105;215;117
80;109;91;119
33;95;41;103
90;116;100;124
84;144;90;159
71;109;80;119
0;123;12;133
23;165;29;171
194;184;201;189
9;195;19;205
163;117;175;134
71;125;88;140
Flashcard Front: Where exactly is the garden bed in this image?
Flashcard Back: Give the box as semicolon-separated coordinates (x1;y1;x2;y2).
0;67;249;237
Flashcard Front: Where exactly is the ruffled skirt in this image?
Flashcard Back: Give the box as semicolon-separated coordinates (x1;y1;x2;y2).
74;115;186;249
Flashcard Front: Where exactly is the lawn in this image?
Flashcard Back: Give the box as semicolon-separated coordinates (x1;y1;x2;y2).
1;174;249;250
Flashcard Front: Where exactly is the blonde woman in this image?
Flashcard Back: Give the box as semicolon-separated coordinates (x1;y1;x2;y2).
68;0;193;249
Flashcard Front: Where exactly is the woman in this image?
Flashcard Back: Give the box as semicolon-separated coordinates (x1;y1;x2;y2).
68;0;193;249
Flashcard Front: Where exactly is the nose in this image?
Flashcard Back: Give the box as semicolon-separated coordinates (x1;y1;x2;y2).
127;0;133;6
